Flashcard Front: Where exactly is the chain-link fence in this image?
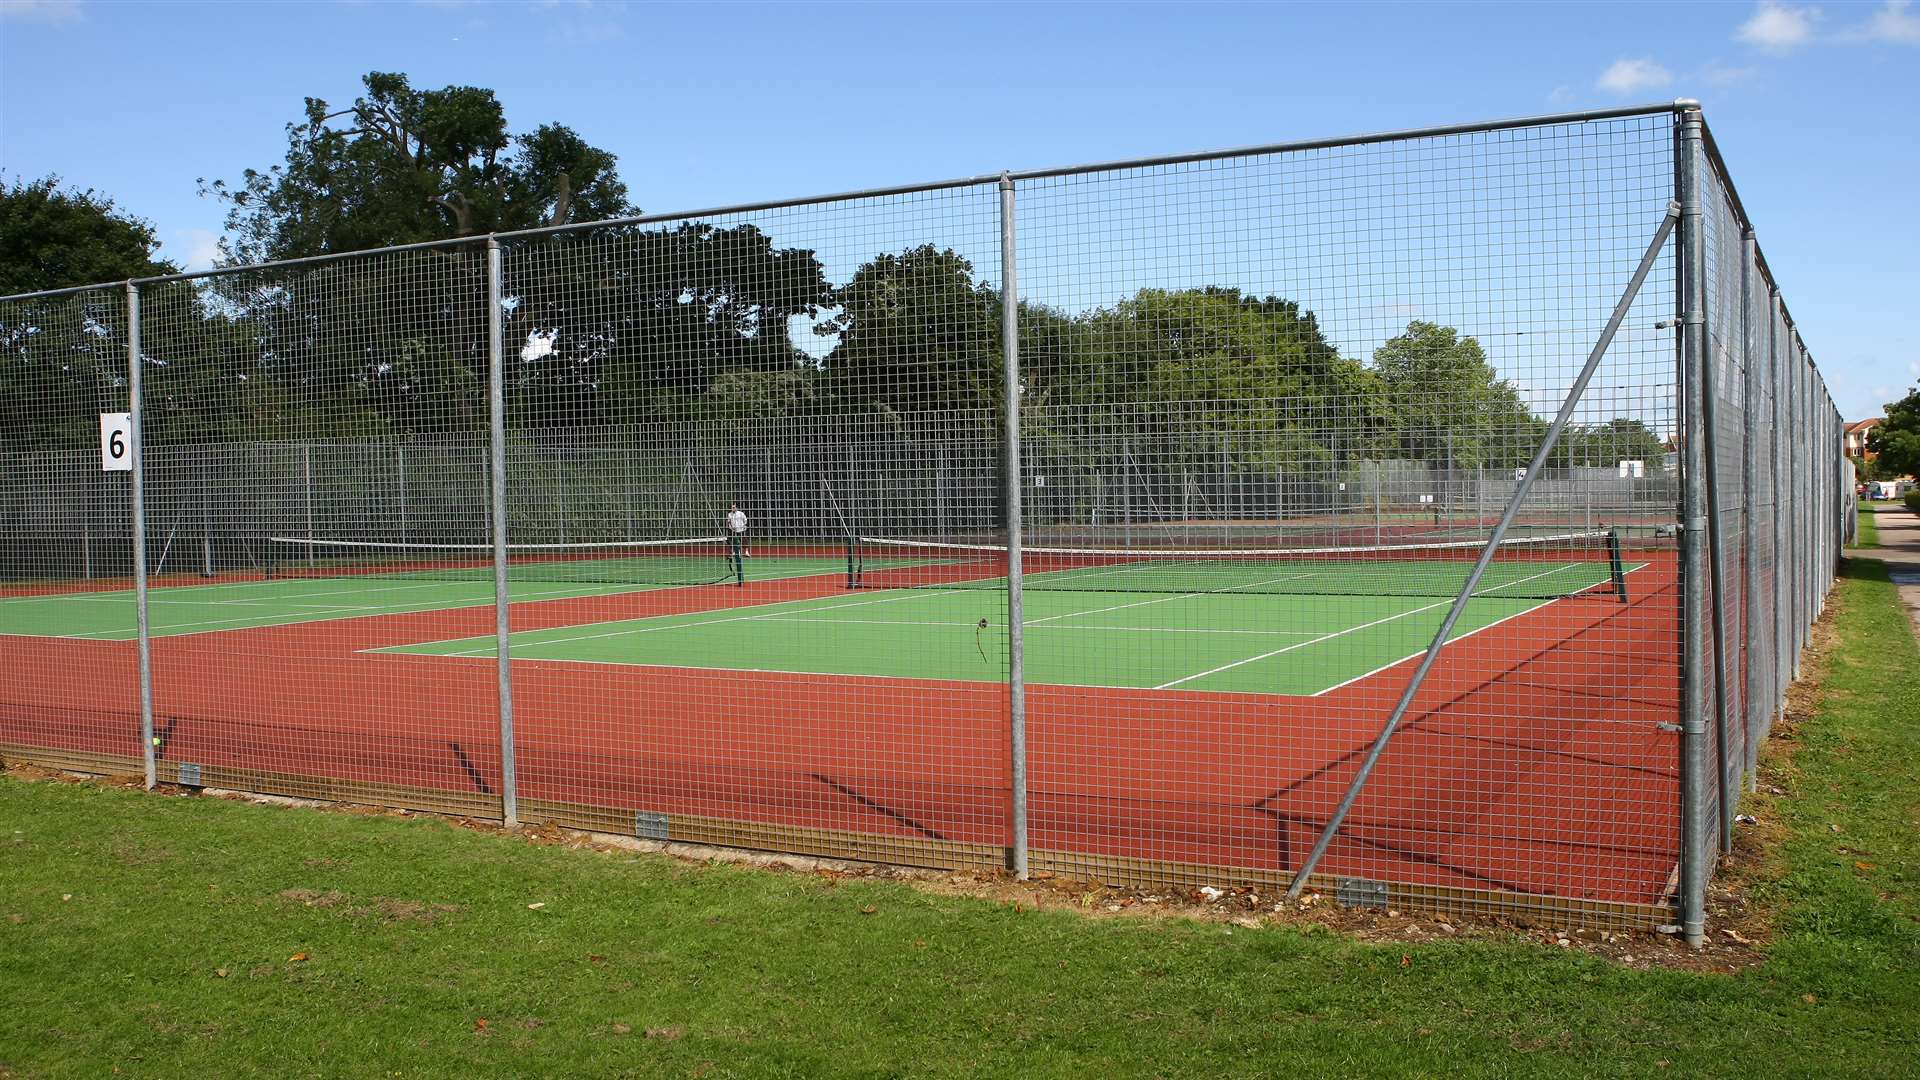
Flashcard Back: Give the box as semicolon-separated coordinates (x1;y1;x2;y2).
0;103;1847;942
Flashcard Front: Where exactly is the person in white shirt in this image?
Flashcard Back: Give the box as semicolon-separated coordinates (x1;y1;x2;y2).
724;503;749;585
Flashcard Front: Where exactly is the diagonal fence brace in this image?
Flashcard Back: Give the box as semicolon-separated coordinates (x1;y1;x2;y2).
1286;201;1682;899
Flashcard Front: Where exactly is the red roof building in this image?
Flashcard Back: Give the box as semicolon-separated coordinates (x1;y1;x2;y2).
1846;418;1883;460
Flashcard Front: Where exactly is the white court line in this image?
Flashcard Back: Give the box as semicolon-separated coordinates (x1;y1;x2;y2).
396;588;967;658
0;575;471;605
396;576;1332;659
1150;560;1593;690
28;581;645;640
1305;560;1651;697
375;648;1016;685
747;616;1321;636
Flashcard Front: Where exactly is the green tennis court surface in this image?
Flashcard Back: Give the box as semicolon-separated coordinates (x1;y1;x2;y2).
383;576;1622;697
0;555;854;640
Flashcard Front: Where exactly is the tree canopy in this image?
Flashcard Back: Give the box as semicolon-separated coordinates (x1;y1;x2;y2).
1869;389;1920;478
1373;321;1543;470
0;176;179;295
4;70;1666;468
202;71;634;264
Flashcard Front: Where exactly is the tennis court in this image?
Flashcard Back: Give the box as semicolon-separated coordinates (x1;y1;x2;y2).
0;548;856;640
0;533;1638;699
382;535;1639;695
8;102;1843;933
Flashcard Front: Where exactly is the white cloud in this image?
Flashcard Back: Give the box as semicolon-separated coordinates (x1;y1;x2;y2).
0;0;82;21
1736;2;1819;53
174;229;221;272
1857;0;1920;42
1596;58;1673;95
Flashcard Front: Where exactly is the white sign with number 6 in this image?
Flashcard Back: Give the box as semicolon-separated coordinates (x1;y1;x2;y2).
100;412;132;472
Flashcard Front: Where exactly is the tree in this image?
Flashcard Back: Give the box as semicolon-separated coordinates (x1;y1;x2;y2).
817;245;998;414
1552;418;1667;469
1070;289;1377;425
504;222;832;425
1850;455;1883;483
0;178;182;449
0;175;178;295
1372;321;1541;469
204;72;633;263
1869;388;1920;478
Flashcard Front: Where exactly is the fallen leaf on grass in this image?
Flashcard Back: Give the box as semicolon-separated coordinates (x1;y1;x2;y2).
588;954;606;965
1854;861;1877;871
1802;993;1818;1005
527;902;545;910
288;952;310;963
214;968;228;978
860;905;877;915
1400;955;1411;968
61;894;71;902
611;1023;632;1036
474;1017;489;1032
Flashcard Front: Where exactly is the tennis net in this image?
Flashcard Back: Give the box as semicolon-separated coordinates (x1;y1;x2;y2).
850;530;1629;601
266;536;737;586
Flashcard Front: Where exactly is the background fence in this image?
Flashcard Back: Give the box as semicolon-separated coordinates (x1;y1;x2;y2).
0;102;1847;942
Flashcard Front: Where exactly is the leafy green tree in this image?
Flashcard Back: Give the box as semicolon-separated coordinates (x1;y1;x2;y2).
1070;288;1379;441
0;178;182;449
1372;321;1540;469
817;245;998;414
0;175;178;295
1551;418;1667;469
505;222;832;425
1869;389;1920;478
203;72;633;263
1850;455;1883;483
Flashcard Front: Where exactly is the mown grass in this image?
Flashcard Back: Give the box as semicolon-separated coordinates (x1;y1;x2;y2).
1855;503;1880;548
2;560;1917;1079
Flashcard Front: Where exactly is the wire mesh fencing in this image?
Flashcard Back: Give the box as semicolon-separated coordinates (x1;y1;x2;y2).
0;103;1849;939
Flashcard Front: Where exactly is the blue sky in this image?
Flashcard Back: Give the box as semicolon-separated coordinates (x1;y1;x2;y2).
1;0;1915;420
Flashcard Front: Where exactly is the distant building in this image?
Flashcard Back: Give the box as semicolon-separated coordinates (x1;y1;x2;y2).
1845;418;1883;460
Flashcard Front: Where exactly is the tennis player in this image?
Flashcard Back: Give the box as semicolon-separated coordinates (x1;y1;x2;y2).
725;503;749;585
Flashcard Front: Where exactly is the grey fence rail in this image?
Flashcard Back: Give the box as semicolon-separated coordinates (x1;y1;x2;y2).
0;102;1845;943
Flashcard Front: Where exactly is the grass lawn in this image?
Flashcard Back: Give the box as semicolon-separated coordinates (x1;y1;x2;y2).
2;562;1917;1078
1855;501;1881;548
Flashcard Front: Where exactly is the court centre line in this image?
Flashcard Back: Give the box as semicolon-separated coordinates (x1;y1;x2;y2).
406;588;969;658
746;616;1322;636
407;574;1325;659
1;578;705;640
0;576;478;605
45;587;601;640
1015;570;1334;628
1150;560;1589;691
1304;559;1652;697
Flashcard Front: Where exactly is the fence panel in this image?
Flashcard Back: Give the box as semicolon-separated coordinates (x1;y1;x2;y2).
492;191;1014;868
0;104;1853;935
0;286;141;772
1014;113;1682;922
132;248;506;815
